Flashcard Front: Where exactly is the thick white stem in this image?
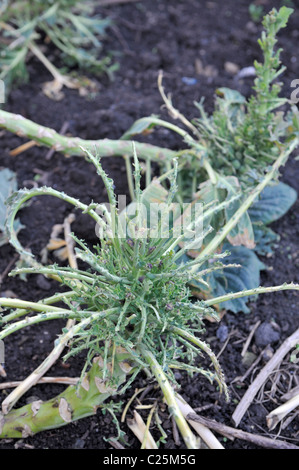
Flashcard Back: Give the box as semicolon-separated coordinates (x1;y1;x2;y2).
266;393;299;431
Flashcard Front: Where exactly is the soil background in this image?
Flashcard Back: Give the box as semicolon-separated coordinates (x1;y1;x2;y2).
0;0;299;450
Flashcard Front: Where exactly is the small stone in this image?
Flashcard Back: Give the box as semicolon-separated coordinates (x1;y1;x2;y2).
237;66;256;79
262;346;274;362
224;61;240;75
242;351;257;367
1;290;17;298
216;325;229;342
36;274;52;291
181;77;198;86
254;322;281;348
195;58;218;78
73;438;86;449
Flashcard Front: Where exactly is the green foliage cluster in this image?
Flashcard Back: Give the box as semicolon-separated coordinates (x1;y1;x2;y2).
0;0;114;92
122;7;298;311
125;7;298;194
1;144;298;444
0;6;298;447
2;149;228;394
194;6;297;187
249;3;264;23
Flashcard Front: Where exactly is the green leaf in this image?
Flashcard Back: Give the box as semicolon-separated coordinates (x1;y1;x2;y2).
190;244;265;313
121;116;160;140
273;6;294;31
214;88;246;123
216;87;247;105
251;224;279;256
248;181;297;225
248;181;297;255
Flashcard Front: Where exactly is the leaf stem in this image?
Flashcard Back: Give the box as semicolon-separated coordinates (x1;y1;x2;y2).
204;283;299;307
139;345;199;449
0;110;176;162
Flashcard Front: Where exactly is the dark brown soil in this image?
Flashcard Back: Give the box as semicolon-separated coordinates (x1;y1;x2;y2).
0;0;298;450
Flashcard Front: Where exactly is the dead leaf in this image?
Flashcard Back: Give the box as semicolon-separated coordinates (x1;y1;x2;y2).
46;239;67;250
58;397;72;423
127;410;158;449
31;400;43;417
227;228;256;249
94;376;116;394
195;58;218;77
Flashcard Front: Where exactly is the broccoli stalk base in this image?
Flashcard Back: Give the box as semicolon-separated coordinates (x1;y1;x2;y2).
0;351;131;438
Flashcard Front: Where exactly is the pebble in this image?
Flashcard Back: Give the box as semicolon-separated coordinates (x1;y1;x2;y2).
181;77;198;85
0;290;17;298
36;274;52;291
224;61;240;75
242;351;257;367
262;346;274;362
73;438;86;449
254;322;281;348
237;66;256;79
216;325;229;342
195;58;218;78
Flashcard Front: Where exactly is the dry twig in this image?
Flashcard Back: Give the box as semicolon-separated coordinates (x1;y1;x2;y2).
127;409;158;449
266;393;299;431
232;346;266;385
241;321;261;357
0;376;78;389
171;415;181;446
281;385;299;401
0;254;19;285
186;414;299;450
232;327;299;427
10;140;38;157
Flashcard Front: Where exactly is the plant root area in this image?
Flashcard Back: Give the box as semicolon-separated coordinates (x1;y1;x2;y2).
0;0;298;450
